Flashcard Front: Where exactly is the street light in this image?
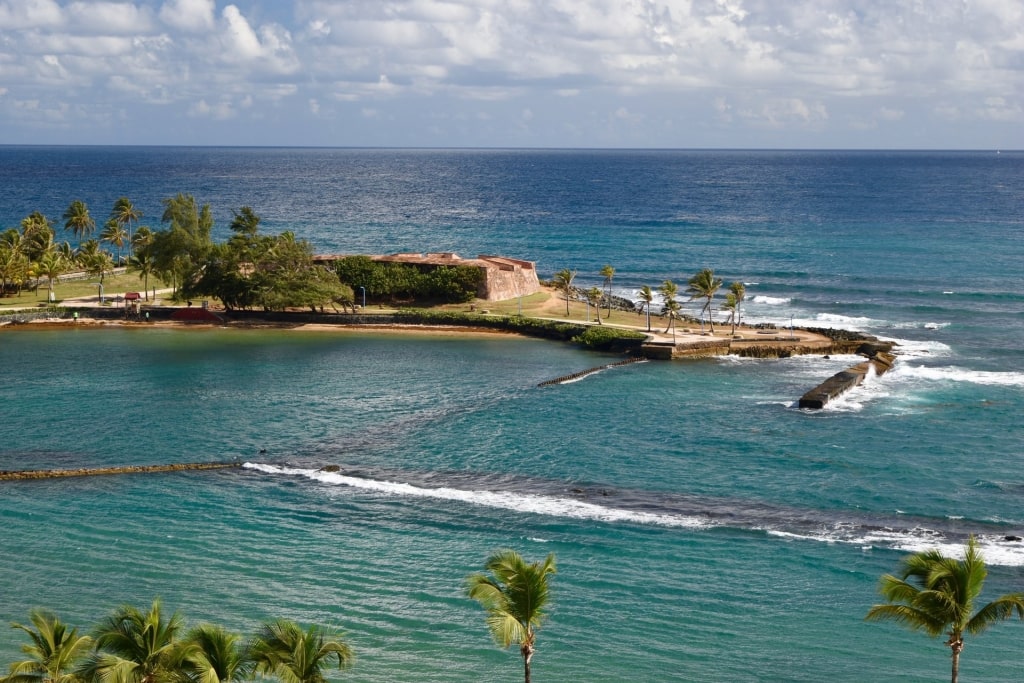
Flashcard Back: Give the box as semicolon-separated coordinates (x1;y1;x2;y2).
359;286;366;308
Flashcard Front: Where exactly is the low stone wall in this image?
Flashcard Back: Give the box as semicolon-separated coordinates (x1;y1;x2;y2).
0;462;240;481
798;352;896;409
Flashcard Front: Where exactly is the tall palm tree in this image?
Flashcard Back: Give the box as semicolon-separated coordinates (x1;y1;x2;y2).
637;285;654;332
729;281;745;330
599;264;615;318
172;624;251;683
585;287;603;324
128;252;156;301
3;609;92;683
36;251;67;302
466;549;557;683
552;269;576;317
110;198;142;260
659;280;679;335
77;599;183;683
20;212;55;262
100;220;128;265
63;201;95;241
250;619;353;683
686;268;723;333
722;292;739;335
866;536;1024;683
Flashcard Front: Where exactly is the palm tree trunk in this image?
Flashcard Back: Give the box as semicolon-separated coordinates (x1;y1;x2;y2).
521;643;534;683
949;637;963;683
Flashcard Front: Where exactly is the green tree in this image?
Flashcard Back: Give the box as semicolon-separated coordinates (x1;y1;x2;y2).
466;549;557;683
659;280;679;336
172;624;251;683
100;220;129;265
552;269;576;317
63;201;96;241
637;285;654;332
35;251;67;302
110;198;142;260
78;599;183;683
128;251;157;301
20;212;56;262
152;194;214;294
3;609;92;683
728;281;745;331
599;264;614;318
722;292;738;334
866;537;1024;683
687;268;723;333
585;286;603;324
0;243;30;294
250;619;353;683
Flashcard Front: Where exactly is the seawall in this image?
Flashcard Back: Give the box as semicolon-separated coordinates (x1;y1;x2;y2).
0;462;241;481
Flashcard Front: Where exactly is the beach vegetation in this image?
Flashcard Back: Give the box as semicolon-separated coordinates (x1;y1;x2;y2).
109;198;142;261
637;284;654;332
333;256;481;304
599;264;614;318
77;599;183;683
100;220;129;265
572;325;646;350
62;201;96;241
466;549;556;683
728;281;745;333
552;269;576;317
2;609;92;683
250;620;353;683
866;536;1024;683
687;268;723;333
585;286;603;324
659;280;679;336
172;624;253;683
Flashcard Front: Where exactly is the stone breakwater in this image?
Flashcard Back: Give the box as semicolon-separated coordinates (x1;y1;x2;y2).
0;462;241;481
537;356;647;387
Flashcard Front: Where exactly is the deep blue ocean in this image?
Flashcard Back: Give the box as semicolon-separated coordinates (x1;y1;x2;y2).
1;148;1023;681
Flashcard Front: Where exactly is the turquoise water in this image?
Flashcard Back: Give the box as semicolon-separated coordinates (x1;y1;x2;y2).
1;149;1023;681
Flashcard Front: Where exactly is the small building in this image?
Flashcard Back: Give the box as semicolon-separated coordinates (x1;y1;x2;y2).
314;252;541;301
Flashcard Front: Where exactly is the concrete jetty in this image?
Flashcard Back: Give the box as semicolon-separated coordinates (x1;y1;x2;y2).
798;346;896;410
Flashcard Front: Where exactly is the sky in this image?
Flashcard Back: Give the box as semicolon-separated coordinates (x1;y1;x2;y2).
0;0;1022;149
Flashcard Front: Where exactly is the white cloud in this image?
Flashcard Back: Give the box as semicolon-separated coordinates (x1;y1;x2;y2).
159;0;215;32
0;0;62;30
68;2;154;34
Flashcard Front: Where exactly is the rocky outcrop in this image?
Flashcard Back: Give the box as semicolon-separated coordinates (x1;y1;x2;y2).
0;462;240;481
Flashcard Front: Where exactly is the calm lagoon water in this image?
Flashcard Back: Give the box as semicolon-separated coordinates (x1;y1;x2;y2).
1;148;1023;681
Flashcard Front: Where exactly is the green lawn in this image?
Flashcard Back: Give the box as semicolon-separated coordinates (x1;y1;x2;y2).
0;271;168;309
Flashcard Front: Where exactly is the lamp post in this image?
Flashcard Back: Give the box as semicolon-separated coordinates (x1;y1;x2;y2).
359;286;366;308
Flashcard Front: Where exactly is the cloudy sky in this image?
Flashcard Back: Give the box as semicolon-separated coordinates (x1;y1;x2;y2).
1;0;1021;148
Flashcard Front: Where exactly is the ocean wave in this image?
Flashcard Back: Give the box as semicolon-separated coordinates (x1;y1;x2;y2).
246;463;1024;565
750;295;791;305
244;463;711;529
894;364;1024;388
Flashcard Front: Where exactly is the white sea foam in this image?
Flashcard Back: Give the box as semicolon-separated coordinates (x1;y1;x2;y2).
245;463;711;529
750;295;791;305
769;528;1024;567
894;364;1024;388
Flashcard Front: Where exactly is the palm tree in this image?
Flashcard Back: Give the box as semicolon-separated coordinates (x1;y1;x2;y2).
866;536;1024;683
250;619;353;683
466;549;557;683
729;281;745;330
172;624;251;683
585;286;603;324
78;599;183;683
35;251;67;302
110;198;142;260
128;252;156;301
722;292;739;335
687;268;723;334
659;280;679;335
100;220;128;265
552;269;576;317
599;264;615;318
20;212;55;262
3;609;92;683
637;285;654;332
63;201;95;241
